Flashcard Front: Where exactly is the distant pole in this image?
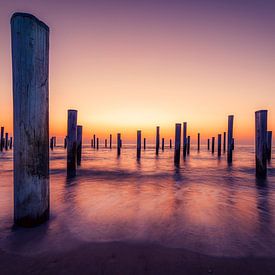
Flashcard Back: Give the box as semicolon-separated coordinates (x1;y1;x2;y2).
105;139;107;148
211;137;215;154
218;134;222;157
93;134;96;149
170;139;172;149
0;127;4;151
50;137;54;151
144;137;146;150
227;115;234;163
5;133;8;150
156;126;160;155
207;139;210;150
174;123;181;165
137;130;141;159
162;138;164;151
255;110;268;178
64;136;67;149
197;133;200;151
77;125;82;166
117;133;121;156
96;138;99;150
267;131;272;161
9;137;13;149
12;13;50;226
110;134;112;149
223;132;226;153
187;136;190;155
91;139;93;148
67;110;77;177
183;122;187;158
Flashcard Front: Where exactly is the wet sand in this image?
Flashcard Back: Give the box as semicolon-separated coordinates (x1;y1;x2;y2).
1;241;275;275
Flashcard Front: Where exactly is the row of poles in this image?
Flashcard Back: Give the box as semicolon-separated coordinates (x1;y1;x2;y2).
0;127;13;151
8;13;274;227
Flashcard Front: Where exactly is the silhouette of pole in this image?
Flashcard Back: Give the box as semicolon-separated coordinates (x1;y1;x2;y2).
218;134;222;157
0;127;4;151
137;130;141;159
197;133;200;151
77;125;82;166
117;133;121;156
187;136;190;155
64;136;67;149
12;13;49;226
227;115;234;163
183;122;187;158
223;132;226;153
105;139;107;148
267;131;272;161
170;139;172;149
207;139;210;150
93;134;96;149
110;134;112;149
211;137;215;154
9;137;13;149
5;133;8;150
156;126;160;155
144;138;146;150
67;110;77;177
255;110;268;178
162;138;164;151
50;137;54;151
174;123;181;165
96;138;99;150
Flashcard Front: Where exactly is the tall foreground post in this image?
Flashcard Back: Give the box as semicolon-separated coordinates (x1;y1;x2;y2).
137;130;141;159
218;134;222;157
183;122;187;157
156;126;160;155
0;127;4;151
77;125;82;166
67;110;77;177
117;133;121;156
174;123;181;165
12;13;49;226
267;131;272;161
255;110;268;178
227;115;234;163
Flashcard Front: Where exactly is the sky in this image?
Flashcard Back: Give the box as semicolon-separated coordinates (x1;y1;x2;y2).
0;0;275;144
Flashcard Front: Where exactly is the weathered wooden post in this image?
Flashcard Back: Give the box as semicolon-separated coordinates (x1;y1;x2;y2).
67;110;77;177
144;138;146;150
183;122;187;158
91;139;93;148
227;115;234;163
77;125;82;166
267;131;272;161
12;13;49;226
96;138;99;150
50;137;54;151
156;126;160;155
117;133;121;156
218;134;222;157
105;139;107;148
255;110;268;178
170;139;172;149
187;136;190;155
137;130;141;159
93;134;96;149
110;134;112;149
197;133;200;151
5;133;9;150
0;127;4;151
211;137;215;154
162;138;164;151
223;132;226;153
64;136;67;149
9;137;13;149
207;138;210;150
174;123;181;165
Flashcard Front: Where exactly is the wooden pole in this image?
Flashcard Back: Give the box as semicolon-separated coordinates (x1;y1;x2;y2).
110;134;112;149
156;126;160;155
227;115;234;163
105;139;107;148
64;136;67;149
117;133;121;156
144;138;146;150
96;138;99;150
183;122;187;158
267;131;272;161
223;132;226;153
9;137;13;149
207;139;210;150
53;136;56;147
12;13;49;226
50;137;54;151
187;136;190;155
162;138;164;151
137;130;141;159
255;110;268;178
174;123;181;165
77;125;82;166
67;110;77;177
211;137;215;154
197;133;200;151
0;127;4;151
170;139;172;149
218;134;222;157
93;134;96;149
5;133;8;150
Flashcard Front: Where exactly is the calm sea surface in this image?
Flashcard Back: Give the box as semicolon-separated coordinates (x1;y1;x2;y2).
0;145;275;257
